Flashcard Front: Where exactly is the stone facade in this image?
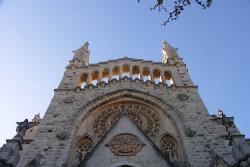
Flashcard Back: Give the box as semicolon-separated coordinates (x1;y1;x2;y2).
0;41;250;167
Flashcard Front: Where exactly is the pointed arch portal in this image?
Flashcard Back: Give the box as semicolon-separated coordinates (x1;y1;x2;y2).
67;89;187;166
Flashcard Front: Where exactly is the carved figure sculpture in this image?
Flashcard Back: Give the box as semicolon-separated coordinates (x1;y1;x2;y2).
15;119;30;140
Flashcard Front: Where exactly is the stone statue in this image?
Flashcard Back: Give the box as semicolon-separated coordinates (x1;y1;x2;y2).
217;109;225;119
0;118;35;166
73;42;89;65
32;113;41;124
14;119;30;140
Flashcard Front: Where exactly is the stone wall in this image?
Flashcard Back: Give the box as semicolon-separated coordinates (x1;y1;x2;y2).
17;75;235;167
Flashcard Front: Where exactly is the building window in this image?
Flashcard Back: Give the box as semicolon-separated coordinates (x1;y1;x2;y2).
160;134;178;160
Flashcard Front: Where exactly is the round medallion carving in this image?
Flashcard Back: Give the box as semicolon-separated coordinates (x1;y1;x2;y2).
106;133;145;156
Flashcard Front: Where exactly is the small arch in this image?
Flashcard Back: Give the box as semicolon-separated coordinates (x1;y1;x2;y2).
132;66;140;80
164;71;174;86
142;67;151;82
122;64;130;73
122;64;130;78
160;134;178;160
80;73;88;88
112;66;120;80
153;69;161;84
91;71;99;86
102;68;109;83
73;136;94;162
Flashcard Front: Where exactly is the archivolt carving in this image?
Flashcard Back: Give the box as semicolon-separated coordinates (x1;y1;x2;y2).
93;108;122;138
160;134;178;159
128;105;160;139
106;133;145;156
92;102;161;140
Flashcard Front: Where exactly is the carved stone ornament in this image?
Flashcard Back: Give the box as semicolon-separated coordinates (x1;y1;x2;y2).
76;136;94;160
106;133;145;156
177;93;189;101
184;126;196;137
93;102;160;140
160;134;178;159
56;131;69;141
62;96;75;104
14;118;34;141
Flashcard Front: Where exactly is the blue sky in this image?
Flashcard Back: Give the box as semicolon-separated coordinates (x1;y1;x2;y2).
0;0;249;146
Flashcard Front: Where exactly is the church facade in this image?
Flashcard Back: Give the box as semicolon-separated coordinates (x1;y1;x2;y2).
0;41;250;167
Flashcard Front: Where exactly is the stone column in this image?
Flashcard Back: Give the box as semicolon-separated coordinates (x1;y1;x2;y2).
139;67;143;81
161;71;166;84
150;71;154;82
87;72;92;85
108;67;113;81
119;67;122;80
129;66;132;78
97;71;102;84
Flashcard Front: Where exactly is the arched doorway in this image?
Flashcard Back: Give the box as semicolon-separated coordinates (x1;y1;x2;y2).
67;90;188;166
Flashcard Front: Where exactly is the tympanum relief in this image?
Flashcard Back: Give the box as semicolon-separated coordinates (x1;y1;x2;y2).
106;133;145;156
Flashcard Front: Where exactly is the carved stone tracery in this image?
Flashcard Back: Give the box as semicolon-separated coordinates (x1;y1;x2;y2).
106;133;145;156
160;134;178;159
92;102;160;140
93;109;122;138
76;136;94;160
